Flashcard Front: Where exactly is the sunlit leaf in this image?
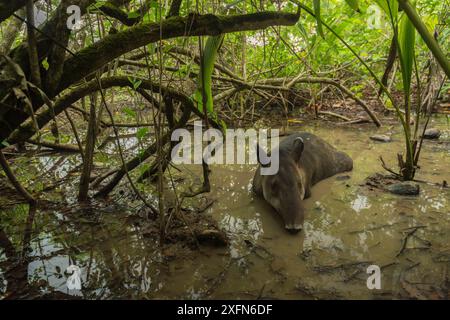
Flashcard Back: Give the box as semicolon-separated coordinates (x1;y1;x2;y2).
42;58;49;70
127;11;140;19
313;0;325;38
136;127;149;140
192;35;225;114
345;0;360;12
1;140;10;147
374;0;398;21
128;77;142;90
123;107;136;118
398;12;416;95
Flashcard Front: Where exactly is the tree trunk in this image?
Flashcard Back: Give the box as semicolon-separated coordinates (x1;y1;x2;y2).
25;0;41;87
78;94;97;201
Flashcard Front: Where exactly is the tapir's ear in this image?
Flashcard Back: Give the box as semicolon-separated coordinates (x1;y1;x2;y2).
291;137;304;162
257;143;271;167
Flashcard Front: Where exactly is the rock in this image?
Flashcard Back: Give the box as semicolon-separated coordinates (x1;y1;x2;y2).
196;229;228;247
423;128;441;140
387;182;420;196
370;134;392;142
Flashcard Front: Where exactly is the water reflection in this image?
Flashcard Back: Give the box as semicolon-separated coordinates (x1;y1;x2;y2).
0;202;170;299
302;222;345;255
351;194;371;213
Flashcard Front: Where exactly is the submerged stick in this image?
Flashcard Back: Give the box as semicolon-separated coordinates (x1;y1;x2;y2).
0;149;35;204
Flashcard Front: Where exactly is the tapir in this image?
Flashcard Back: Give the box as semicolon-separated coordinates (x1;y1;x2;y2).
252;132;353;233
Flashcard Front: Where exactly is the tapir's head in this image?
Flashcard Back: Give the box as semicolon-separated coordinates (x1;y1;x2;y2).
258;137;306;234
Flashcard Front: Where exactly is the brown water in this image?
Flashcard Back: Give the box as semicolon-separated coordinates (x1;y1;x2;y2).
1;117;449;299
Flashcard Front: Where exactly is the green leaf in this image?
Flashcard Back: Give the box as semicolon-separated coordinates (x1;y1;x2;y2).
344;0;360;12
374;0;398;21
136;127;149;140
128;77;142;90
313;0;324;38
398;12;416;95
296;21;307;39
123;107;136;118
1;140;10;147
42;58;49;70
142;11;152;23
133;80;142;90
127;11;140;19
149;0;159;9
192;35;225;113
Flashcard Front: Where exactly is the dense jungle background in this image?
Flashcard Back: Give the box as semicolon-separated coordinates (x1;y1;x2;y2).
0;0;449;300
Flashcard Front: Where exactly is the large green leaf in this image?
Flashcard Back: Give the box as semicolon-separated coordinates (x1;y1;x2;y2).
374;0;398;21
192;35;225;114
313;0;325;38
344;0;360;12
398;12;416;95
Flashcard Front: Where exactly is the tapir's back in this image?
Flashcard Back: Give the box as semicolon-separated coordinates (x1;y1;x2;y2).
279;132;353;185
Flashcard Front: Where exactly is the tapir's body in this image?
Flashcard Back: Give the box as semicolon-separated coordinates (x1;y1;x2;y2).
253;132;353;233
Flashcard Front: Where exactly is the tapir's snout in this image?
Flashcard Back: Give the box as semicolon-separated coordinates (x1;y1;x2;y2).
285;224;303;234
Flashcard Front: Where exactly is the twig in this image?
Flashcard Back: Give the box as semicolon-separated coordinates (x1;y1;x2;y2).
27;139;80;153
379;156;402;178
318;111;351;122
0;149;36;204
397;226;427;257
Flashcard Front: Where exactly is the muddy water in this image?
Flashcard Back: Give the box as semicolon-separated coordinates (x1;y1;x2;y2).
1;117;449;299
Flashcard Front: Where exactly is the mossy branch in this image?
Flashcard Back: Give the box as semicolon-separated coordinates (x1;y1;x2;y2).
57;11;299;92
7;76;208;145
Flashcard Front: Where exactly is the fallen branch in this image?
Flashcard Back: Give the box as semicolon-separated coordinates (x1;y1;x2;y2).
27;139;80;153
337;118;371;125
397;226;427;257
0;149;35;204
318;111;351;122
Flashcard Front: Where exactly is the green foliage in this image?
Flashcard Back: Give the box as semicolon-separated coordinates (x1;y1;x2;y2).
41;58;49;71
374;0;398;21
345;0;360;12
192;35;225;114
313;0;325;38
1;140;10;147
398;11;416;96
127;11;140;19
136;127;149;141
122;107;136;118
128;77;142;90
